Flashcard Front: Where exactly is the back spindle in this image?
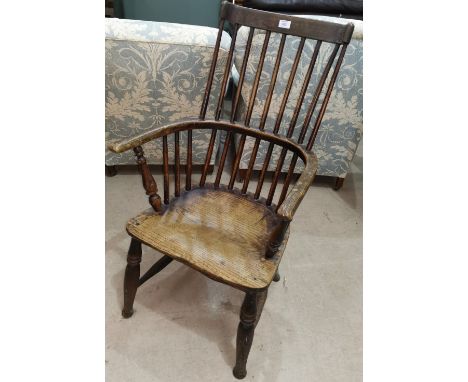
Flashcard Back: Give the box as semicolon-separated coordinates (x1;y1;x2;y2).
200;24;239;187
264;36;308;203
215;26;255;188
307;43;348;150
174;132;180;197
186;130;192;191
162;136;169;204
299;44;339;145
287;40;322;138
199;19;225;120
278;43;348;208
240;30;271;193
234;33;287;191
272;37;305;133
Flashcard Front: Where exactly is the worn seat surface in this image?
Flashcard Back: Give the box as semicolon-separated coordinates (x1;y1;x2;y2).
127;187;288;290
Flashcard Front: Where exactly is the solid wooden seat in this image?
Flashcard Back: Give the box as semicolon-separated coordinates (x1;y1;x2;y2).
127;187;288;290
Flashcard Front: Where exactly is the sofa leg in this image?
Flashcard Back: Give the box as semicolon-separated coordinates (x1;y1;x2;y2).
334;177;345;191
106;165;117;177
237;169;247;183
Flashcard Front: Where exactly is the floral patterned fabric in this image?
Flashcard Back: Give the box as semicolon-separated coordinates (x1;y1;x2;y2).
105;18;232;165
233;17;363;177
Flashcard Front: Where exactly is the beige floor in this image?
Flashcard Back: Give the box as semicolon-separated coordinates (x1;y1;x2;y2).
106;144;362;382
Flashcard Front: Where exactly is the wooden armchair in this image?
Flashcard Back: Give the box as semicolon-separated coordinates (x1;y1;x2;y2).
108;1;353;379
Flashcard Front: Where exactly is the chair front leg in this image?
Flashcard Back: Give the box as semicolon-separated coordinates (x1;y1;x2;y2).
233;289;268;379
122;238;142;318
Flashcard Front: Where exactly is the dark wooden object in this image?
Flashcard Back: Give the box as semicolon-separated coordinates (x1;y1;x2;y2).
105;165;117;177
334;177;345;190
108;2;353;379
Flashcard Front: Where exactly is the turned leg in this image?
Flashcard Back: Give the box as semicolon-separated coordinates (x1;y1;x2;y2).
122;238;142;318
106;165;117;177
233;289;268;379
273;269;280;282
334;176;345;190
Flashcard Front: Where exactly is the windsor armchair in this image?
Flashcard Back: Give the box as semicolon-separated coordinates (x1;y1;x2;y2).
108;2;353;379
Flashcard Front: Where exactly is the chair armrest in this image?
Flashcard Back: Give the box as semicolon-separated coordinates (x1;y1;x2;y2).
106;120;200;154
107;119;317;220
276;150;318;221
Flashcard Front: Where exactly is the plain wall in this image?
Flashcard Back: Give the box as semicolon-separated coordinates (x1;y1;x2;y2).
118;0;224;27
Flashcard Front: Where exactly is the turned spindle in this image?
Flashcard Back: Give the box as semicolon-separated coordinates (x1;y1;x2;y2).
134;146;162;212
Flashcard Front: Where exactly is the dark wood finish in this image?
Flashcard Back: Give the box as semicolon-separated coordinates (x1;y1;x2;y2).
186;130;193;190
162;136;170;204
272;36;305;133
108;2;353;379
174;132;180;197
334;177;345;191
199;19;225;120
259;33;286;131
233;291;260;379
277;154;298;208
300;44;339;144
221;1;354;44
273;270;280;282
105;165;117;177
288;40;322;137
307;44;348;150
133;146;162;212
122;238;142;318
138;255;173;287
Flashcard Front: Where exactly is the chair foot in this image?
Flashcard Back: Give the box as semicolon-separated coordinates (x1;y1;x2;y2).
333;177;345;190
233;367;247;380
122;238;142;318
273;270;280;282
121;308;134;319
106;165;117;177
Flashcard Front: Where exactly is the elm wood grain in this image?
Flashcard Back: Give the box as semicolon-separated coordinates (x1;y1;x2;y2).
126;187;290;291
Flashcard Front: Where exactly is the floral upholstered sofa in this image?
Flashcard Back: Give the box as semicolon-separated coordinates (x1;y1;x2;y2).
105;18;231;174
232;16;363;189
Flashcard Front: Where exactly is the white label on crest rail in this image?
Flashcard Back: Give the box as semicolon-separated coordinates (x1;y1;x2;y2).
278;20;291;29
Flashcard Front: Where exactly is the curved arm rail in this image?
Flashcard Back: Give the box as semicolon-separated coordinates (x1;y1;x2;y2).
107;120;317;220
